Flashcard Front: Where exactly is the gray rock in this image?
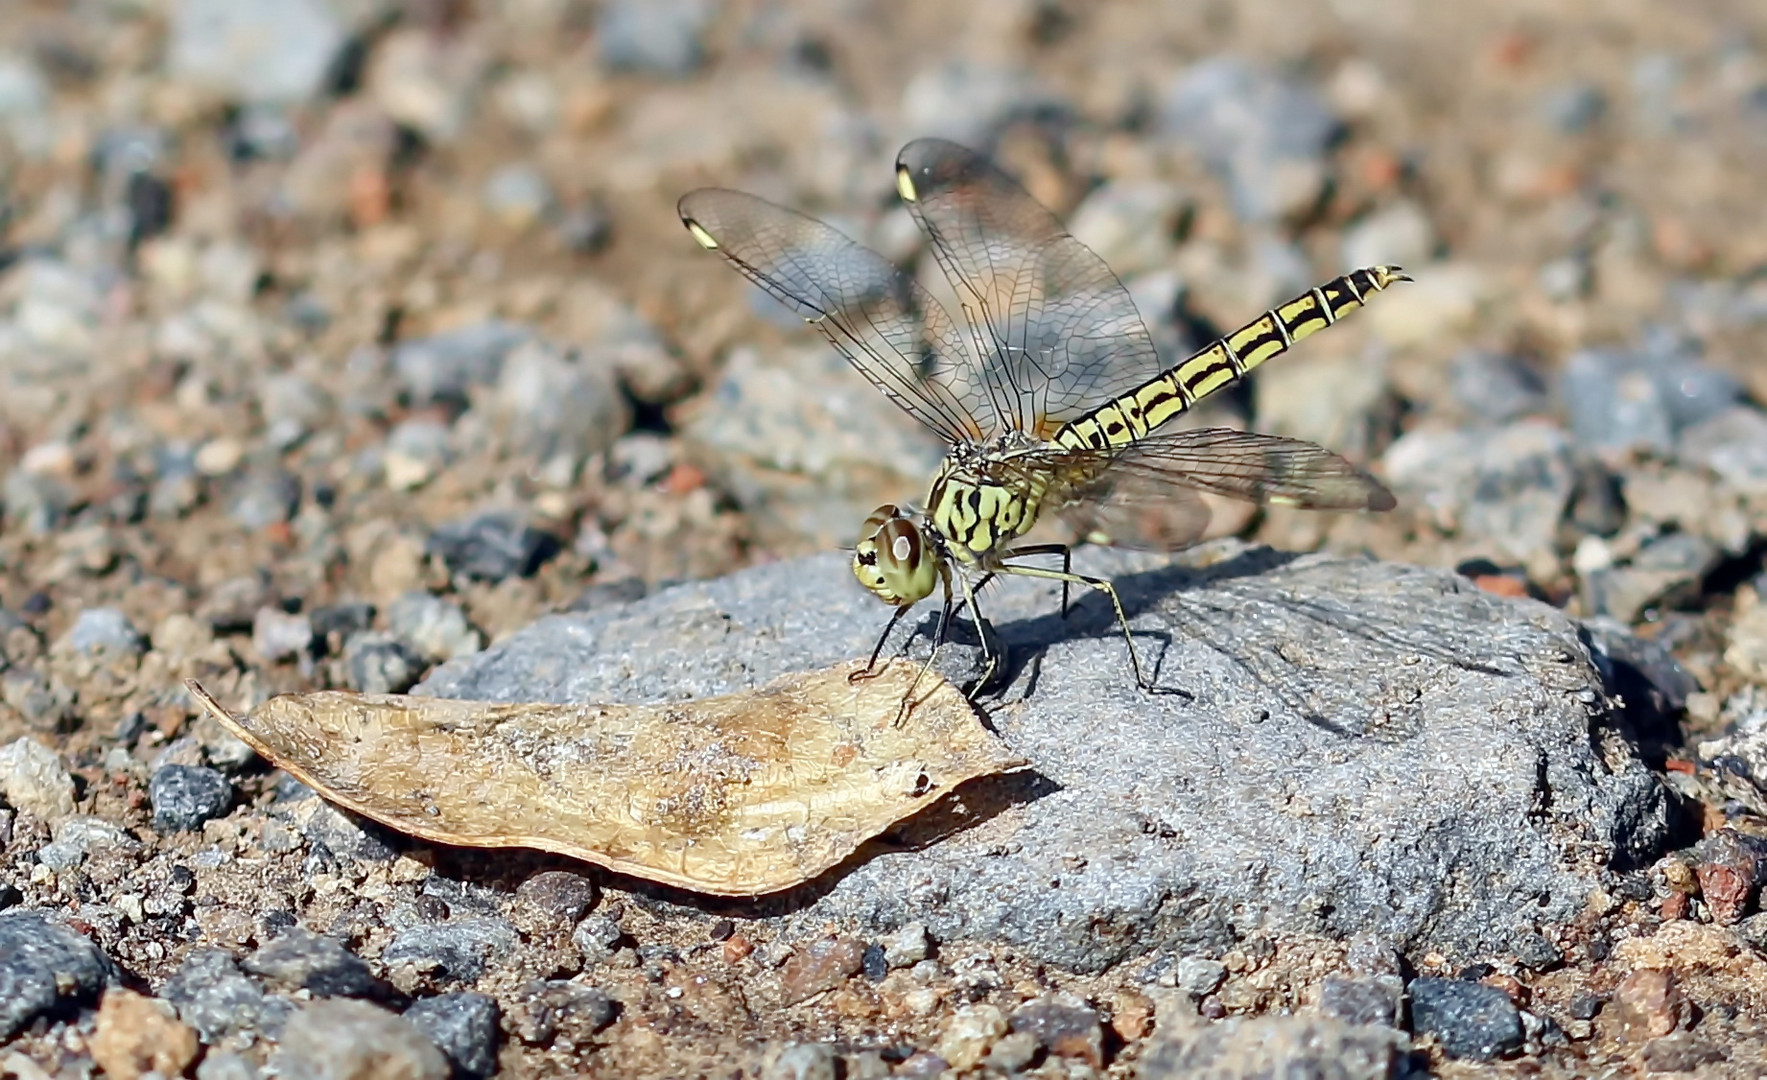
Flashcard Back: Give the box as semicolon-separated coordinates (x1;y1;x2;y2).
1159;58;1339;223
492;340;630;462
508;981;615;1045
417;547;1670;973
62;607;145;656
1320;975;1403;1028
392;321;531;407
426;512;561;582
244;927;383;998
1448;351;1548;426
1340;201;1436;272
1;669;71;732
595;0;714;76
1560;340;1744;453
228;468;302;530
38;816;140;871
482;164;554;228
342;631;424;694
195;1051;262;1080
1174;957;1227;997
879;922;930;969
1679;406;1767;495
683;343;945;550
897;61;1057;148
571;913;625;965
1582;532;1721;623
164;949;293;1042
404;993;501;1080
1383;420;1575;572
1408;977;1523;1060
253;606;315;663
1140;1010;1405;1080
274;998;450;1080
766;1042;838;1080
0;910;120;1039
1539;82;1608;133
0;736;77;819
387;592;481;663
382;918;520;983
2;468;70;533
168;0;346;105
150;764;236;832
294;799;398;862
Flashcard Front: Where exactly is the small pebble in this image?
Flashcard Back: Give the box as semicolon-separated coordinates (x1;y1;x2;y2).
764;1043;838;1080
1409;977;1523;1061
1612;967;1687;1043
514;869;599;928
243;927;382;998
149;765;236;832
1174;955;1227;996
0;737;77;819
253;607;314;663
880;921;930;969
1010;996;1104;1067
509;981;615;1045
404;993;501;1080
596;0;714;77
936;1003;1007;1072
778;935;864;1005
426;511;561;582
573;913;624;965
0;910;119;1041
90;988;200;1080
343;631;425;694
387;592;481;663
62;607;145;657
382;918;520;983
272;998;449;1080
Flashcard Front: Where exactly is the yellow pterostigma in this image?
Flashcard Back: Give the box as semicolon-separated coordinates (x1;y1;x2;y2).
681;139;1405;713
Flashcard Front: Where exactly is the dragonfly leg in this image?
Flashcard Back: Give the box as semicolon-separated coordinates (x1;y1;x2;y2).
893;566;958;724
1001;543;1073;616
851;603;913;684
950;565;1002;697
994;563;1150;691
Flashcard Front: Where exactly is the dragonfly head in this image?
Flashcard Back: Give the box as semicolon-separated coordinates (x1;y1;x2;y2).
852;505;939;607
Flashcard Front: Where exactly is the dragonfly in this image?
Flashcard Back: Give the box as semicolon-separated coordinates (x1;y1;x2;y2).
679;138;1405;706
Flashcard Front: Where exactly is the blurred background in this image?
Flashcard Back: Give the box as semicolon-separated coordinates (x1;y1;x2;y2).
1;0;1765;714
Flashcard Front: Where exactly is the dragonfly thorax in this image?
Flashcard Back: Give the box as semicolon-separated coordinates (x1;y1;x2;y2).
924;441;1050;564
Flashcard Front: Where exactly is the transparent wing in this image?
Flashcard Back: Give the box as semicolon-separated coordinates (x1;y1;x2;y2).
895;138;1164;439
678;188;986;444
1035;428;1396;551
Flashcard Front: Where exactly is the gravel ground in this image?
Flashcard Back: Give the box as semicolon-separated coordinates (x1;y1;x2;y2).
3;1;1767;1077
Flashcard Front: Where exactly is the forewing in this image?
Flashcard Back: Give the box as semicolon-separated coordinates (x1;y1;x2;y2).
679;188;983;443
1040;428;1395;551
895;139;1163;437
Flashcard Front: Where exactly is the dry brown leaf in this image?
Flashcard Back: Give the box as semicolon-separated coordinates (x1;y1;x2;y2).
186;661;1021;896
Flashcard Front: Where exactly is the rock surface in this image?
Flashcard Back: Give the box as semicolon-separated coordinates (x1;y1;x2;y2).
421;545;1671;971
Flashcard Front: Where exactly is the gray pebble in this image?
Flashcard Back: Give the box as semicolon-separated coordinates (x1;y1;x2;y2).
514;869;599;926
4;468;71;533
596;0;714;77
426;511;561;582
0;737;77;819
168;0;346;105
228;467;302;530
765;1043;838;1080
1409;977;1523;1061
494;341;631;462
2;669;72;733
1175;956;1227;996
382;918;520;983
195;1051;262;1080
0;910;119;1039
1538;82;1608;134
163;949;293;1043
387;592;481;663
1449;351;1548;426
404;993;501;1080
1319;975;1403;1027
1679;406;1767;494
150;764;236;832
253;606;315;664
509;981;615;1045
572;913;624;965
244;927;383;998
274;998;450;1080
1160;57;1339;222
393;321;531;407
297;800;397;862
38;815;140;871
343;631;425;694
62;607;145;657
879;921;930;969
483;164;554;227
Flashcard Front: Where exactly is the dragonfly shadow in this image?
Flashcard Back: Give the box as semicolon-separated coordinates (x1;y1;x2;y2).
989;547;1532;743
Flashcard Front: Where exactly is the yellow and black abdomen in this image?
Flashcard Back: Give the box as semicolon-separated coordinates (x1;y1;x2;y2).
1055;266;1408;452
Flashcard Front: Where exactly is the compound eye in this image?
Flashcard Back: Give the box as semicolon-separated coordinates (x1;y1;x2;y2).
876;519;921;571
857;504;902;541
